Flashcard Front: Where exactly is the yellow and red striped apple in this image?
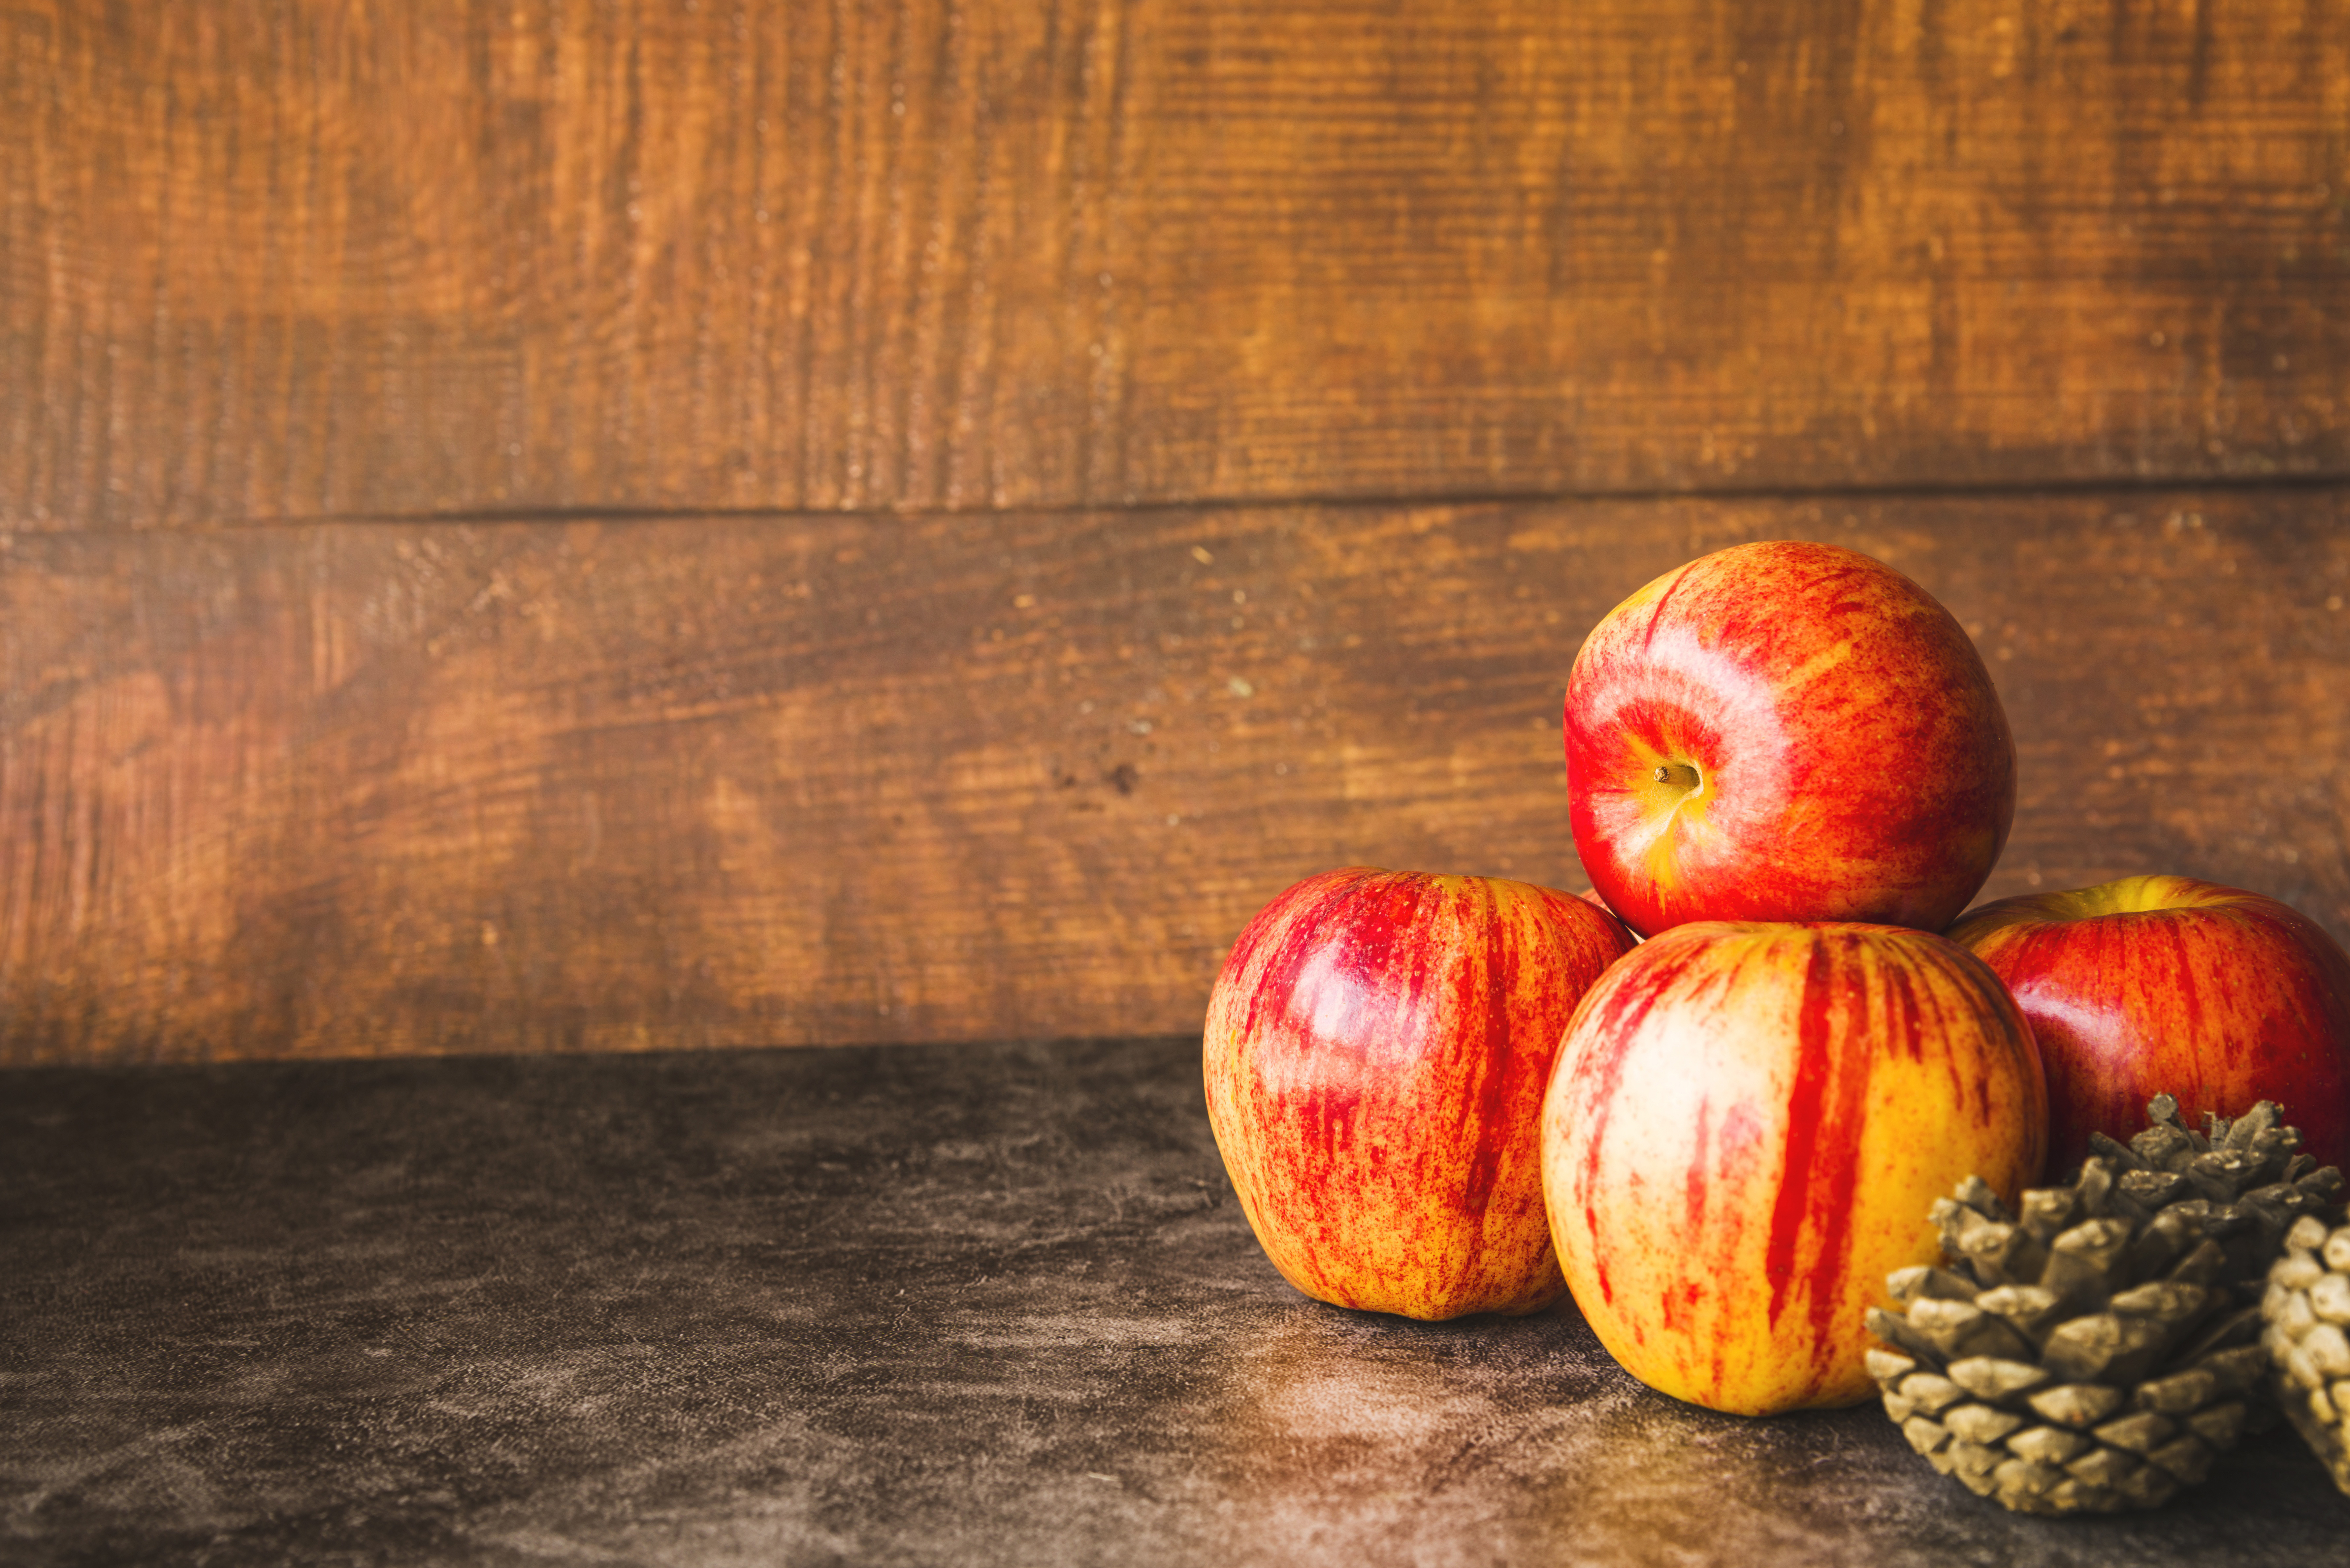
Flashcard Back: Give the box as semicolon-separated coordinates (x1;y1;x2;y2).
1541;921;2046;1415
1948;875;2350;1171
1563;541;2014;937
1203;867;1636;1320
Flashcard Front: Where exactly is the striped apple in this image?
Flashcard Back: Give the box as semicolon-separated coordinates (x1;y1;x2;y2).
1204;867;1636;1320
1564;540;2015;937
1542;921;2045;1414
1948;875;2350;1172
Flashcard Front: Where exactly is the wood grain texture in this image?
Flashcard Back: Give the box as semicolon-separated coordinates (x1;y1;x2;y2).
5;0;2347;527
6;490;2348;1064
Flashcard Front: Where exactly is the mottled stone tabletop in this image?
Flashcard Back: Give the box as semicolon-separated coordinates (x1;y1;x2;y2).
5;1037;2347;1567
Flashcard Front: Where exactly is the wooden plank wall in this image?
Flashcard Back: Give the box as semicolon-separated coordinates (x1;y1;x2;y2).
3;1;2347;1063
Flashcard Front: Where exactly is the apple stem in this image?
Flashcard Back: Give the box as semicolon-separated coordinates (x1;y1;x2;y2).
1653;762;1702;792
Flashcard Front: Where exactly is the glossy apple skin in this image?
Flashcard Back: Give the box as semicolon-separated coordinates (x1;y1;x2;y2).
1542;921;2046;1415
1204;867;1637;1320
1564;540;2015;936
1947;875;2350;1172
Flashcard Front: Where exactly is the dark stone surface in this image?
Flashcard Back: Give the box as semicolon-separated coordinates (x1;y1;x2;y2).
4;1036;2348;1566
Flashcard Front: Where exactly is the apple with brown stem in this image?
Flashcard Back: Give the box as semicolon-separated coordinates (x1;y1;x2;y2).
1563;540;2014;937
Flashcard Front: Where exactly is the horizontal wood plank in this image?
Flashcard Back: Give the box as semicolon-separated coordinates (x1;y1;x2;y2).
5;489;2348;1063
5;0;2347;527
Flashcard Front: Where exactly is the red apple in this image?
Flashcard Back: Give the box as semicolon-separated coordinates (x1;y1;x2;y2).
1947;875;2350;1172
1542;921;2046;1415
1563;540;2014;936
1203;867;1637;1320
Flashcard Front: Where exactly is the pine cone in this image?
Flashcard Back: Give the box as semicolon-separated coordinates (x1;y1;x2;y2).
2262;1214;2350;1495
1867;1095;2344;1515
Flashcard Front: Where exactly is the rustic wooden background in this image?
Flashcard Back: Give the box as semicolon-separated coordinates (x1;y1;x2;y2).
4;0;2347;1064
